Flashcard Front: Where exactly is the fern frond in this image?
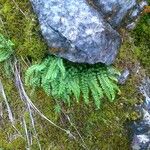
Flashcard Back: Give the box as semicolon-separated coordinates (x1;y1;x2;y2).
98;72;112;101
57;58;66;77
25;58;51;86
98;71;118;102
105;75;118;101
0;34;14;63
90;87;101;109
68;73;80;102
25;55;120;109
80;74;89;104
25;64;41;86
0;51;11;62
42;82;51;95
57;78;66;96
88;73;103;108
0;34;14;77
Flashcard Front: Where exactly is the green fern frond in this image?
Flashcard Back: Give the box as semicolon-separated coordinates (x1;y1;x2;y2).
90;87;101;109
25;58;51;86
0;34;14;63
99;73;114;101
51;80;60;98
88;74;103;108
68;73;80;102
25;55;120;109
42;82;51;95
0;34;14;76
0;51;10;62
45;59;58;80
57;58;66;77
25;64;42;86
80;74;89;104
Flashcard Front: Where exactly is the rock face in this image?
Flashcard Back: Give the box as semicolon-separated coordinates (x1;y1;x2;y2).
93;0;146;28
30;0;146;64
131;78;150;150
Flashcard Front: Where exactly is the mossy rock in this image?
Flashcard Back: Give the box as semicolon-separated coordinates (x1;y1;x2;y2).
0;0;149;149
131;13;150;73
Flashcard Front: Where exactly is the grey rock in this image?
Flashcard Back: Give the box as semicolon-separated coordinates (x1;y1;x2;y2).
131;77;150;150
30;0;144;64
118;69;130;85
93;0;136;28
93;0;147;29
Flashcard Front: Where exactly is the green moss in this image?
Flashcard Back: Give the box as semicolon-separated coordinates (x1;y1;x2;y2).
131;12;150;73
0;0;47;61
0;129;25;150
0;0;150;149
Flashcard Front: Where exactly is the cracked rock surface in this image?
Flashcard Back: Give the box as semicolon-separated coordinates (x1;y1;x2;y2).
30;0;146;64
131;77;150;150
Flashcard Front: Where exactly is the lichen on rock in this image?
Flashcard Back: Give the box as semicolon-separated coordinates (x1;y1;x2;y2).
30;0;122;65
30;0;146;65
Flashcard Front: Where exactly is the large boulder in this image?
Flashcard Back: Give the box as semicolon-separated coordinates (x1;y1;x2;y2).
93;0;147;29
30;0;146;65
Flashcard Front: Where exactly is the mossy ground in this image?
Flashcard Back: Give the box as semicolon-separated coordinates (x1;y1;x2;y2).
0;0;150;149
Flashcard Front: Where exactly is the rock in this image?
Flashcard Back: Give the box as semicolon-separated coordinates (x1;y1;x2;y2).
30;0;145;64
131;77;150;150
93;0;136;28
93;0;147;29
118;69;130;85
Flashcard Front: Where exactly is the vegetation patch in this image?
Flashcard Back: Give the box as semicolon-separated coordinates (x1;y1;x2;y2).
25;55;120;110
0;0;149;149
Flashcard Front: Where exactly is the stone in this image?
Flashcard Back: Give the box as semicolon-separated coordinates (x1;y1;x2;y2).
118;69;130;85
131;77;150;150
30;0;145;64
92;0;147;29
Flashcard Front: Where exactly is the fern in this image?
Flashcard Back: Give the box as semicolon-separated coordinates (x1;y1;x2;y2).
0;34;14;62
88;73;103;108
68;77;80;101
0;34;14;76
98;72;113;101
0;34;120;109
80;74;89;104
25;55;120;109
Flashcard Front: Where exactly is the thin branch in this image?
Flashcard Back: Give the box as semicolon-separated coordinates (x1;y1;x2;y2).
12;0;27;18
27;103;42;150
22;117;31;150
0;17;8;35
21;56;30;68
0;79;24;139
0;102;3;119
13;59;75;138
0;80;14;124
62;111;89;150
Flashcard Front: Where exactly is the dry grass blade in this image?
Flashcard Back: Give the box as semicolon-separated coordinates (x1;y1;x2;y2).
13;59;75;138
0;80;14;124
62;111;89;150
27;103;42;150
22;116;31;150
0;79;24;139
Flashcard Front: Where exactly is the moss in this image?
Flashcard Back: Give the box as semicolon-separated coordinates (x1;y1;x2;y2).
0;129;25;150
0;0;47;61
0;0;150;149
131;12;150;73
